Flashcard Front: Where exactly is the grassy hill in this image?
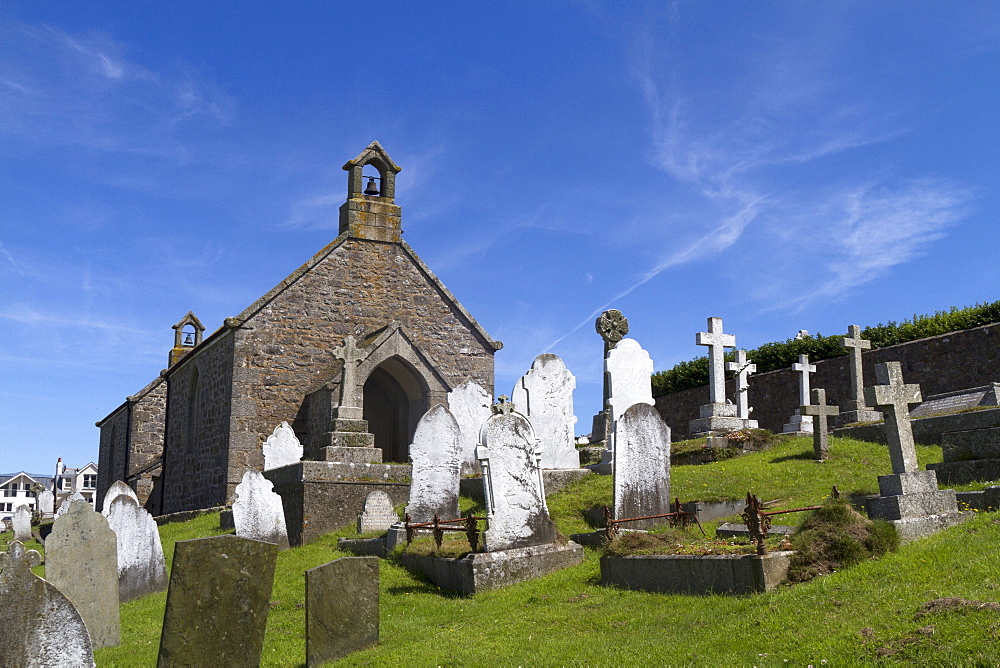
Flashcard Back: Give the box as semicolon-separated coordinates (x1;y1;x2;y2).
10;436;1000;665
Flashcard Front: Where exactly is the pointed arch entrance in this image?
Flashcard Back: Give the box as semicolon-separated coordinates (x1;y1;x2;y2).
362;357;427;463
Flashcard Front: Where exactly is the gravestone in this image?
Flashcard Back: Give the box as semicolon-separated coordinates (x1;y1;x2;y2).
928;421;1000;484
158;535;279;667
106;494;168;602
612;404;671;529
404;404;462;523
801;388;839;461
689;317;756;435
56;491;86;517
594;337;654;473
12;505;31;541
447;379;493;474
910;383;1000;418
476;397;557;551
725;349;758;423
838;325;883;424
37;489;55;517
233;470;290;550
783;354;816;435
306;557;379;665
357;490;399;533
590;309;629;446
46;499;120;648
102;480;138;515
511;353;580;469
863;362;966;542
263;421;303;471
0;541;94;667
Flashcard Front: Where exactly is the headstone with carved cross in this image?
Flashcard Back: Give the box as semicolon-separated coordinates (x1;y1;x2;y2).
783;354;816;435
725;350;758;423
862;362;966;542
837;325;883;425
308;334;379;463
801;388;839;461
589;309;629;446
688;317;758;435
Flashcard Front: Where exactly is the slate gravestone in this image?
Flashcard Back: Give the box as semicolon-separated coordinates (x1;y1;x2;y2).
232;470;290;550
357;491;399;533
404;404;462;523
158;535;279;667
306;557;379;665
447;379;493;474
47;499;120;648
612;404;672;529
102;480;139;515
263;421;303;471
37;489;55;517
476;398;556;551
56;491;86;517
0;541;95;667
106;494;168;602
801;388;839;461
511;353;580;469
606;339;655;425
12;505;31;541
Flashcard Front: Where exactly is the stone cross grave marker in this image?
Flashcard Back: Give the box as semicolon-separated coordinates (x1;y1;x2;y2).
306;556;379;665
511;353;580;469
233;470;290;550
801;388;839;461
476;397;556;551
56;491;85;517
405;404;462;523
606;338;655;425
842;325;872;410
357;490;399;533
0;541;95;667
47;499;120;648
158;535;278;667
697;317;736;407
792;354;817;408
612;404;672;529
447;379;493;474
865;362;922;475
106;494;168;602
102;480;138;515
725;349;757;420
37;489;54;517
12;504;31;541
331;334;367;419
263;421;303;471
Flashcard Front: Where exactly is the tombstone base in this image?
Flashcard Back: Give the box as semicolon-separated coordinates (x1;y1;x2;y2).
687;416;758;436
399;541;584;594
881;512;972;544
865;470;967;542
309;446;383;463
835;409;883;427
928;459;1000;485
600;550;794;595
782;411;813;434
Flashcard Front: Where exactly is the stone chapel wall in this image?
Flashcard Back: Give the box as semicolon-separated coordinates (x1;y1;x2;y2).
96;406;128;509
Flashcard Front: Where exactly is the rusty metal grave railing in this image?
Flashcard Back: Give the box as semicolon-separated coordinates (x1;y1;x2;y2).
740;486;840;555
403;513;488;552
603;498;707;541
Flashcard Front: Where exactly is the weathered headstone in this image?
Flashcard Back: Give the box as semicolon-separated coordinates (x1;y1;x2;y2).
46;499;120;648
476;397;556;551
801;388;839;461
12;504;31;541
0;541;95;667
612;404;671;529
37;489;55;517
606;339;655;425
263;421;303;471
511;353;580;469
725;349;758;423
106;494;168;602
689;317;756;435
306;557;379;665
404;404;462;523
783;354;816;434
102;480;139;515
447;379;493;474
158;535;279;667
357;490;399;533
232;470;290;550
56;491;86;517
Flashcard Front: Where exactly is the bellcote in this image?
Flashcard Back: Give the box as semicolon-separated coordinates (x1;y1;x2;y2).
338;141;403;243
169;311;205;366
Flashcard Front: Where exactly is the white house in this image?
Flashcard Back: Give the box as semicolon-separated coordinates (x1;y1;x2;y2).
54;459;99;510
0;471;54;521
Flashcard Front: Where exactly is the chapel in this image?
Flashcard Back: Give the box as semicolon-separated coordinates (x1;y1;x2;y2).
96;142;502;516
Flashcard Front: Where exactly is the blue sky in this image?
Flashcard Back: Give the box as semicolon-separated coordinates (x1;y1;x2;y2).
2;2;998;475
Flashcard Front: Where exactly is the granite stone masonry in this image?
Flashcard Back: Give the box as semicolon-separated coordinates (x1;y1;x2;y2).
232;470;290;550
306;557;379;665
612;404;671;529
12;505;31;541
512;354;580;469
106;494;168;602
263;421;303;471
357;491;399;533
801;388;839;461
405;404;462;523
447;379;493;475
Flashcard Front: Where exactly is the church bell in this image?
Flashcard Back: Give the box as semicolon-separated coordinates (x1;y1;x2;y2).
364;176;380;196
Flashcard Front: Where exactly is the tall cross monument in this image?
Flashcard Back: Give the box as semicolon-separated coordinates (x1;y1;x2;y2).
783;354;816;435
725;350;757;421
838;324;883;425
688;317;757;436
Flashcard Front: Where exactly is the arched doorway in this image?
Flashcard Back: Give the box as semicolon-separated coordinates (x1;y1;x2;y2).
362;357;428;463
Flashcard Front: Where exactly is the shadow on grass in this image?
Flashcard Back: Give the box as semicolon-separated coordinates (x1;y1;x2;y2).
769;449;819;463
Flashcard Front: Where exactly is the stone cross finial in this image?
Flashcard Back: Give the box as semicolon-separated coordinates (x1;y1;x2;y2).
492;395;515;416
865;362;922;475
697;317;736;405
791;354;817;407
331;335;366;408
801;388;839;461
725;350;756;420
841;325;872;411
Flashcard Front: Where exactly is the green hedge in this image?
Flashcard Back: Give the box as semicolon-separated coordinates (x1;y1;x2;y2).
651;301;1000;396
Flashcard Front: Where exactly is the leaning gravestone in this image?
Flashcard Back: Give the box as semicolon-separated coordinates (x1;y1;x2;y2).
263;421;303;471
102;480;139;515
233;470;290;550
12;505;31;542
612;404;672;529
447;379;493;474
476;398;557;551
158;535;279;667
357;491;399;533
511;353;580;469
106;494;168;602
0;541;95;667
405;404;462;523
56;491;86;517
46;499;120;648
306;556;379;665
37;489;55;517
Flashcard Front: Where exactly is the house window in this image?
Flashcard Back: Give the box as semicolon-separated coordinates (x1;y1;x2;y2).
1;503;11;511
83;475;96;489
2;487;11;497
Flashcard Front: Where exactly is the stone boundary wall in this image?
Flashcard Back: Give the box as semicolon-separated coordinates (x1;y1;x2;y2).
655;322;1000;438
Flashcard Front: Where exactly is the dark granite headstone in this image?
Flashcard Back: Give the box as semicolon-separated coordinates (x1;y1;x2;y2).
306;556;379;665
157;535;279;667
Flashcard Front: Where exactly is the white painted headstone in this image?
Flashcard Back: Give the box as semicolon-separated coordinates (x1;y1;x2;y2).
357;491;399;533
12;505;31;541
232;470;290;550
405;404;462;523
606;339;655;425
102;481;138;516
263;421;303;471
511;354;580;469
37;489;55;516
56;491;86;518
447;379;493;474
105;495;168;602
612;404;672;528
